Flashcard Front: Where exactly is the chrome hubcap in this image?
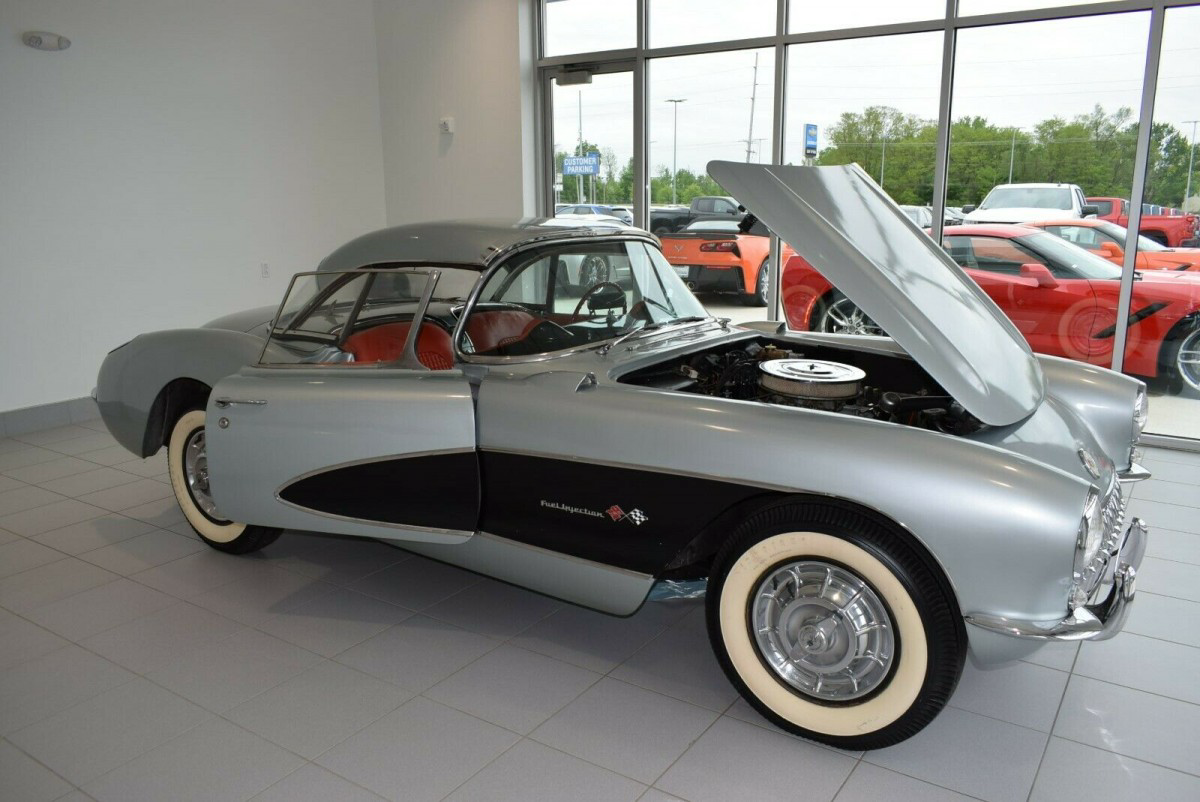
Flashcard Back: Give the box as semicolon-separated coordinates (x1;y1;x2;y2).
751;560;895;702
1178;330;1200;393
821;298;884;337
580;255;610;286
182;428;225;521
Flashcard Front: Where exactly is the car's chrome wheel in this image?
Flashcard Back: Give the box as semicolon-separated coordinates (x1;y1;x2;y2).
746;259;769;307
751;560;895;702
579;255;611;287
707;502;965;750
168;408;281;554
182;428;223;522
819;295;885;337
1176;328;1200;394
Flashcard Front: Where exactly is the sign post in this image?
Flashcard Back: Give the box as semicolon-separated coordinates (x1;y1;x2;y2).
804;124;819;159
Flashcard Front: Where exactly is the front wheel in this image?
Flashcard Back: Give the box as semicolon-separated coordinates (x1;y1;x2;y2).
706;501;965;750
168;408;282;554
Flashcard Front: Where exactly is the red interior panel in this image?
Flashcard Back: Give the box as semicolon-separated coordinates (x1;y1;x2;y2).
341;322;454;370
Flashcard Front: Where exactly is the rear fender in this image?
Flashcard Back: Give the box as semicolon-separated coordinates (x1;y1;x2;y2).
95;329;266;457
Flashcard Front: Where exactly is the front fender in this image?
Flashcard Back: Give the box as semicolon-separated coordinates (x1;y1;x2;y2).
96;329;266;456
481;370;1090;638
1034;354;1141;470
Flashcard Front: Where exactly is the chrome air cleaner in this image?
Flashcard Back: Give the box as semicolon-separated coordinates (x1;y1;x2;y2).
758;359;866;401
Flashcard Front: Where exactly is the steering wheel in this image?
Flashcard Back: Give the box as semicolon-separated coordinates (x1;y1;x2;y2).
573;281;627;317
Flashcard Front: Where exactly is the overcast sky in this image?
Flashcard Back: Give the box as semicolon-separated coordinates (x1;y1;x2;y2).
547;2;1200;184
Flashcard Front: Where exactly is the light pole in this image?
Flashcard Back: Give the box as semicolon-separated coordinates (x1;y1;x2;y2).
576;90;584;204
1008;127;1019;184
667;98;686;204
1184;120;1199;210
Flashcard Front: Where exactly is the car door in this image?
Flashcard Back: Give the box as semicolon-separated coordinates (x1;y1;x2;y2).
945;234;1100;362
204;269;479;544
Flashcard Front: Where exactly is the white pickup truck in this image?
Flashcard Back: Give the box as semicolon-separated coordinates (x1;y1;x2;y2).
962;182;1099;223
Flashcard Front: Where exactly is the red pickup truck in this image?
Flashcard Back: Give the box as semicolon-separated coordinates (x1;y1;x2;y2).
1086;197;1199;247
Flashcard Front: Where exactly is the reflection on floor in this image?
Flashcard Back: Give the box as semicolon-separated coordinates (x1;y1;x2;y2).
1147;390;1200;440
1;420;1199;801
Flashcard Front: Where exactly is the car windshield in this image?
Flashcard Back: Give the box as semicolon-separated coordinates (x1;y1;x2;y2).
1093;220;1169;252
461;238;708;358
980;187;1073;210
1016;231;1123;280
685;220;740;232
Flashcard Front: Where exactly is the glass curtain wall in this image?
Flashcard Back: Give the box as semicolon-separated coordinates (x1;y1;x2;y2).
780;32;943;333
550;72;634;209
1127;5;1200;439
538;0;1200;448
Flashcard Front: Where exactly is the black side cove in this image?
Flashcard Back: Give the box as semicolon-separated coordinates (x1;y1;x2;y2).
481;451;764;574
279;452;478;531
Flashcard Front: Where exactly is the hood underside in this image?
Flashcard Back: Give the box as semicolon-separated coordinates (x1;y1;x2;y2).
707;161;1044;426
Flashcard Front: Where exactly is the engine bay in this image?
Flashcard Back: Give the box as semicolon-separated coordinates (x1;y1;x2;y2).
621;337;986;435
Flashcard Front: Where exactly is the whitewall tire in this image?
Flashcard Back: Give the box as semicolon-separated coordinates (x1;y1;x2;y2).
706;501;965;750
168;408;281;554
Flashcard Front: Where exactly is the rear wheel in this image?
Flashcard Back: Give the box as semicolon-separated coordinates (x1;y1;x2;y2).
1174;327;1200;394
168;409;281;554
706;501;964;750
1143;231;1169;247
744;259;769;307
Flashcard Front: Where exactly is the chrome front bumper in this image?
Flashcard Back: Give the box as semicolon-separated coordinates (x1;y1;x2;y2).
966;517;1147;642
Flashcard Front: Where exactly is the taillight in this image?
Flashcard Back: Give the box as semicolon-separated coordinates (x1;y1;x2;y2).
699;241;740;255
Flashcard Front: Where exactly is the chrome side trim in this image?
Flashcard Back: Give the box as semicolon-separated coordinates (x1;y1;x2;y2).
483;445;804;495
274;447;476;495
271;447;477;538
397;530;655;616
274;496;475;539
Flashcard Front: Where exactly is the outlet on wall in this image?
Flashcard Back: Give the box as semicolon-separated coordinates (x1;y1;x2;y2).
260;262;270;278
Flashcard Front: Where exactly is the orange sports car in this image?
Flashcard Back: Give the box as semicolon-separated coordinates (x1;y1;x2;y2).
658;218;794;306
1025;219;1200;272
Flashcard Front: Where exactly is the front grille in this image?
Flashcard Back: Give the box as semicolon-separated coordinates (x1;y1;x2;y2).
1080;476;1127;602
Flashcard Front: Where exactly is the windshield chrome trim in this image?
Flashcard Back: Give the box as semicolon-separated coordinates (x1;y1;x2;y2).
452;233;697;366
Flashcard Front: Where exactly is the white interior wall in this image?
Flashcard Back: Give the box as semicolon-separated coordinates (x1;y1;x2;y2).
0;0;388;412
373;0;535;224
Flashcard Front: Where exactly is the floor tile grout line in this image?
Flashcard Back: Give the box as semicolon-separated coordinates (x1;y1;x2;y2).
849;758;993;802
642;694;741;796
434;737;527;802
1051;733;1200;780
1067;668;1200;708
1024;643;1080;802
1;733;83;797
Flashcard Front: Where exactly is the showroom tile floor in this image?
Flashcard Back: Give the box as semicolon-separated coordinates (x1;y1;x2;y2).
1;419;1198;801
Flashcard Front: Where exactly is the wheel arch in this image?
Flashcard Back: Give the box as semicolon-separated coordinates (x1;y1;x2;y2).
95;328;266;457
1157;311;1200;390
661;492;965;629
144;377;213;455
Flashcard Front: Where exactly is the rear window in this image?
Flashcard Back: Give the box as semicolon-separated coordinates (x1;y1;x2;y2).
1091;199;1113;216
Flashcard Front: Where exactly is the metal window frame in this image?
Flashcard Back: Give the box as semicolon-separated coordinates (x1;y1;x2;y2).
535;0;1200;447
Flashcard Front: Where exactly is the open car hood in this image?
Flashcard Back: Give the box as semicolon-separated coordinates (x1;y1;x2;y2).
708;161;1044;426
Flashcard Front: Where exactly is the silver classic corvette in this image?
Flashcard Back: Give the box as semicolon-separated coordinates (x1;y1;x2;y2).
95;162;1149;750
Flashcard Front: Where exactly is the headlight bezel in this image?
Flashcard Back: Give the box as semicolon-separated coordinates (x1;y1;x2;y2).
1133;385;1149;435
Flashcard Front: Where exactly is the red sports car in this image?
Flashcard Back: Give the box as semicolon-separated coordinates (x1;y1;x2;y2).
782;223;1200;392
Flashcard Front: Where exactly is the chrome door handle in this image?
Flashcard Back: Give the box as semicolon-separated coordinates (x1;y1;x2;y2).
214;398;267;408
